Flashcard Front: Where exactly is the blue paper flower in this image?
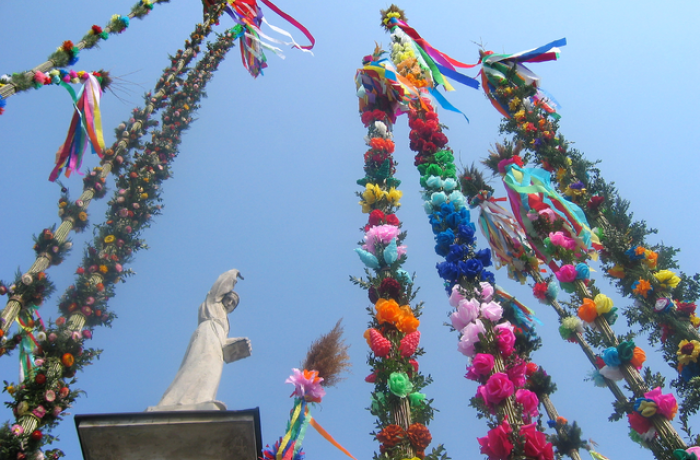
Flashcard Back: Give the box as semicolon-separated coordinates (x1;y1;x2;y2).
445;244;466;263
354;248;379;269
475;248;492;268
602;347;621;367
463;259;483;279
457;223;476;244
575;262;590;280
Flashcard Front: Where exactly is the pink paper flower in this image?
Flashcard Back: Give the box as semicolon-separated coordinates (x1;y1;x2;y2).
549;231;576;250
448;284;466;307
478;421;513;460
285;368;326;403
555;264;577;283
644;387;678;420
494;322;516;357
32;405;47;419
479;282;494;302
516;389;540;420
45;390;56;402
507;360;527;388
451;298;479;331
521;423;554;460
362;225;400;253
480;301;503;322
482;372;514;406
466;353;495;381
11;424;23;436
458;320;485;357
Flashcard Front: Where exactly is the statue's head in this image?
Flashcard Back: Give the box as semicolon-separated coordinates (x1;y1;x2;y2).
222;291;240;313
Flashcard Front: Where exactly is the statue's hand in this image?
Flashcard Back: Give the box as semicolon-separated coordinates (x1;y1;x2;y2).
223;337;252;363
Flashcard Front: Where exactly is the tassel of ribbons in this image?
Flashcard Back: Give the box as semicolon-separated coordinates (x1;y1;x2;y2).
356;51;416;116
224;0;314;78
49;73;105;181
480;38;566;119
502;163;599;271
16;309;41;382
270;397;356;460
494;285;542;333
470;190;535;272
384;16;479;120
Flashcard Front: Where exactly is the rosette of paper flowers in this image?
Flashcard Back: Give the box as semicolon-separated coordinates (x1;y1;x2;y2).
628;387;678;442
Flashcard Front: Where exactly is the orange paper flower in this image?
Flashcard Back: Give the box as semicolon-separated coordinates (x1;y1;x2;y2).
630;347;647;369
578;298;598;323
608;264;626;279
633;278;652;298
375;299;402;325
61;353;75;367
396;314;419;334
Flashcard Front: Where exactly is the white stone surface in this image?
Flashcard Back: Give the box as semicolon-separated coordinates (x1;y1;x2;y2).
149;270;251;412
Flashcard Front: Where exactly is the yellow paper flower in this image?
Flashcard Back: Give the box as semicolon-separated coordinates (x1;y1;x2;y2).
140;193;148;200
104;235;116;244
677;340;700;365
691;314;700;328
78;212;88;222
637;400;658;418
513;110;525;121
654;270;681;290
508;97;522;112
608;264;625;279
362;184;386;205
386;187;402;206
593;294;613;315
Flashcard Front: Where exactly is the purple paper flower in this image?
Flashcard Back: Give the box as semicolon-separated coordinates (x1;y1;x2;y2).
285;368;326;402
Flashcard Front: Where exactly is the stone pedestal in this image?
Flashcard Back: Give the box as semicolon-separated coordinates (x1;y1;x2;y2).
75;408;261;460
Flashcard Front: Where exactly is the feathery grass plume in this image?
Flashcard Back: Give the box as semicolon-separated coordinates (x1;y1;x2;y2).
302;319;351;388
459;162;493;199
380;5;406;31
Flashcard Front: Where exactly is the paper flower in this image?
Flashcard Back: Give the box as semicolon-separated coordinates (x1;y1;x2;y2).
406;423;432;451
645;387;678;420
494;322;516;357
466;353;495;380
388;372;413;398
478;420;513;460
480;301;503;322
632;278;652;298
355;248;380;269
458;320;485;357
285;368;325;403
594;294;613;315
480;372;514;405
677;340;700;365
399;331;420;357
520;423;554;460
555;264;577;283
578;298;598;323
655;270;681;290
368;329;392;358
376;424;405;448
450;298;479;331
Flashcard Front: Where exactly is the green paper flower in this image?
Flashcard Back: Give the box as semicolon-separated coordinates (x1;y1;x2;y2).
388;372;413;398
408;392;426;406
371;391;386;413
618;340;636;363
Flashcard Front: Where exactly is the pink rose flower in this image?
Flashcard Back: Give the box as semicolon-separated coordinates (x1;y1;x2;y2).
644;387;678;420
451;298;479;331
362;225;400;254
480;301;503;322
549;231;576;250
516;389;540;420
482;372;514;406
458;320;485;357
466;353;495;381
449;284;466;307
507;360;527;388
555;264;577;283
479;282;494;302
521;423;553;460
477;420;513;460
494;322;516;357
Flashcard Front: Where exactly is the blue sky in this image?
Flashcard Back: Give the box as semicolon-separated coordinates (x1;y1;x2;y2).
1;1;699;459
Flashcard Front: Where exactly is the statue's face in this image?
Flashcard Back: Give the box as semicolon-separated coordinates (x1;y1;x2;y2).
222;292;239;313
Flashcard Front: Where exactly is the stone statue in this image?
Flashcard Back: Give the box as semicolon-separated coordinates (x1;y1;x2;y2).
148;269;251;412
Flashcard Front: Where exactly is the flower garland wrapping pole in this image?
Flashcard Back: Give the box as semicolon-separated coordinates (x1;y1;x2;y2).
0;30;237;460
262;321;353;460
473;45;689;454
0;3;227;341
354;45;444;460
0;0;172;105
479;41;700;431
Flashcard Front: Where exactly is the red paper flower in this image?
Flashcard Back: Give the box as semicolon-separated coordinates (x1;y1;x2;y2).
369;329;392;358
376;424;405;448
399;331;420;357
379;277;401;300
521;423;553;460
478;420;513;460
406;423;432;450
532;282;548;300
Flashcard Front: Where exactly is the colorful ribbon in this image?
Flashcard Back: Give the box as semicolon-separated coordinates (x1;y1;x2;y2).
308;417;357;460
480;38;566;118
502;163;598;271
49;73;105;181
224;0;314;77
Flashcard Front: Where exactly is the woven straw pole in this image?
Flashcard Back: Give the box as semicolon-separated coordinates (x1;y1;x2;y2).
539;394;583;460
0;0;172;100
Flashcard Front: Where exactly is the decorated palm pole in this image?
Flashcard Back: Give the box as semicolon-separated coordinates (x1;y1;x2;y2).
0;0;172;113
353;45;444;460
477;44;700;434
0;18;238;460
457;43;696;457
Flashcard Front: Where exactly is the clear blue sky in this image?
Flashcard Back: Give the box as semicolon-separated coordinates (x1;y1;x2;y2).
1;1;699;459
